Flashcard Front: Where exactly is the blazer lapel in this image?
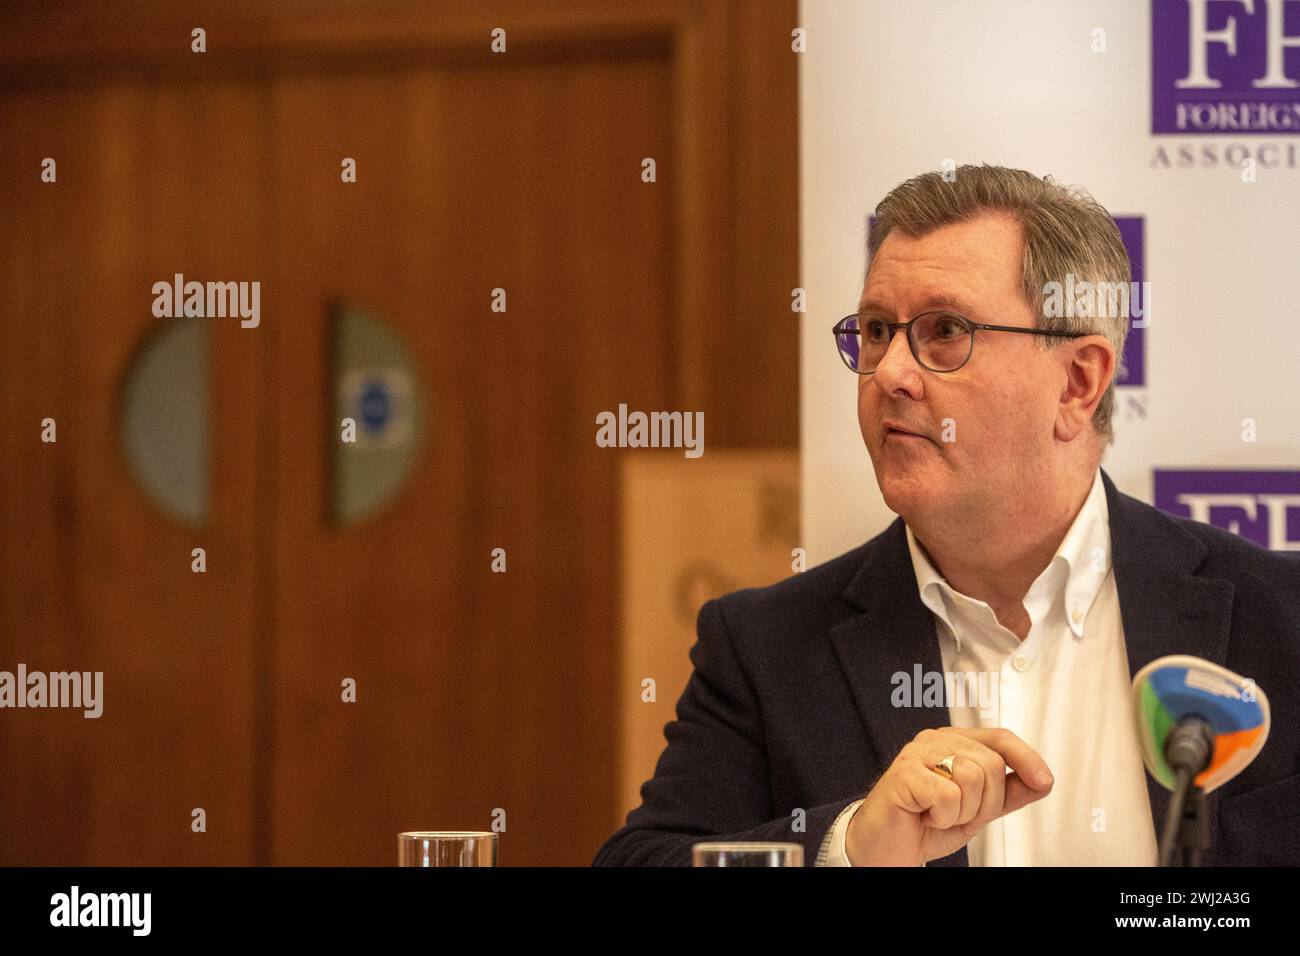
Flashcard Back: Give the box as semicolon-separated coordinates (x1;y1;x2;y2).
827;471;1235;867
829;518;969;866
1103;468;1235;865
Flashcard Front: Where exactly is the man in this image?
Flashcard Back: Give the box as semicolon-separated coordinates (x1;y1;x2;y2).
593;164;1300;867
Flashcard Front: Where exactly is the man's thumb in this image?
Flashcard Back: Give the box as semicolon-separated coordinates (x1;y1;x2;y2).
998;771;1053;818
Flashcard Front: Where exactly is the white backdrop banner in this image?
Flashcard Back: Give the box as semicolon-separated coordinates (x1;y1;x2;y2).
799;0;1300;564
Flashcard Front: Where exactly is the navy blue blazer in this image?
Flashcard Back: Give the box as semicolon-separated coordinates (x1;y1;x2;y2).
593;469;1300;866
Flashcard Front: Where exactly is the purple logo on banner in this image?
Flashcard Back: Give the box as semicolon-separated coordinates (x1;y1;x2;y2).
1113;217;1146;388
1154;469;1300;550
1153;0;1300;134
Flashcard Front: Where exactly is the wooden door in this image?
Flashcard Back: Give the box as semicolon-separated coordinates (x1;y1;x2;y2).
0;0;797;866
264;57;675;865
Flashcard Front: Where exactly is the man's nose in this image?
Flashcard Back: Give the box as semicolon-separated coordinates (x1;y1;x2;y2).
870;326;925;399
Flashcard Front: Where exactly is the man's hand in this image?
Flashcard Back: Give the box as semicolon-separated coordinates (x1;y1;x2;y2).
844;727;1054;866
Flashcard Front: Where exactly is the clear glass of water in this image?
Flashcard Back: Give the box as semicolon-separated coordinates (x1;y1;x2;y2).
397;831;498;867
691;842;803;866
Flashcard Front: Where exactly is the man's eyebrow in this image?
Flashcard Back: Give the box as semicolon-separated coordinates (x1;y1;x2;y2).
857;294;978;316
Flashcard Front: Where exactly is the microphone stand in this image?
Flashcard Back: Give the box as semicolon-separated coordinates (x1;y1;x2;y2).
1158;719;1214;867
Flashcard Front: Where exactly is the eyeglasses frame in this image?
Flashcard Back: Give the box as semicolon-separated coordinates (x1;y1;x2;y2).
831;310;1090;374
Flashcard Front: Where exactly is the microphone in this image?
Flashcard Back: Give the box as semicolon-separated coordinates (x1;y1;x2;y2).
1132;656;1270;866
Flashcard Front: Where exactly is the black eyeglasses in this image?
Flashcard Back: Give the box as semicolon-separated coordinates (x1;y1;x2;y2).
832;311;1088;374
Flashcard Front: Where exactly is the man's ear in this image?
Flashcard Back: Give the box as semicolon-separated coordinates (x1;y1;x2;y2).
1055;335;1115;442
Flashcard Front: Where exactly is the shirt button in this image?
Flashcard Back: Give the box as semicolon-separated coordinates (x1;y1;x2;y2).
1071;609;1084;625
1011;654;1029;672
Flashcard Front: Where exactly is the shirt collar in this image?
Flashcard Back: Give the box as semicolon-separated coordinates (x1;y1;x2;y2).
904;468;1111;650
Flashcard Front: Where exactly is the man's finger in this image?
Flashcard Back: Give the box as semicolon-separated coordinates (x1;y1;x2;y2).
998;770;1054;818
956;727;1054;792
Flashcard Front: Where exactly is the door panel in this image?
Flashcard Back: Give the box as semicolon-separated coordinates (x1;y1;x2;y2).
266;58;674;864
0;79;265;864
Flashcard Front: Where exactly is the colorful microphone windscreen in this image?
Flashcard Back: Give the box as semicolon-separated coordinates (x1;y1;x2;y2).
1133;656;1270;793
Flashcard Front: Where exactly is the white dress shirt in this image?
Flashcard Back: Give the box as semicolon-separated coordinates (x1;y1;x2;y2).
820;468;1157;866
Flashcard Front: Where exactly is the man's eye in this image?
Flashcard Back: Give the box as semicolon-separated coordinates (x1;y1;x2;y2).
865;319;890;342
935;318;966;339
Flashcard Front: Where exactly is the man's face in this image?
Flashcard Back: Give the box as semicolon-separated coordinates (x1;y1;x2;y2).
857;212;1064;524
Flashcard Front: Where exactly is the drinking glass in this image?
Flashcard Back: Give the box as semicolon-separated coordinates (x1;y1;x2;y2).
397;831;498;867
691;842;803;866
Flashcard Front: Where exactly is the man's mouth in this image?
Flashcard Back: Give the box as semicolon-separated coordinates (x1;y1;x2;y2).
882;420;931;444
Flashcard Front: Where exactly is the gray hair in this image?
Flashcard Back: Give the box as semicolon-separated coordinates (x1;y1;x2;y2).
866;164;1130;445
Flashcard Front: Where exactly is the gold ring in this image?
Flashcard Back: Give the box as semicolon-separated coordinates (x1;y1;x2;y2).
932;754;956;780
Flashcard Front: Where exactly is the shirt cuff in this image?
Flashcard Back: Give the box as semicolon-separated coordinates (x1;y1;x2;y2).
816;797;866;866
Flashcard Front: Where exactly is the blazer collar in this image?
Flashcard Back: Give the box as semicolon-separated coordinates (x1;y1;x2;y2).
829;467;1235;867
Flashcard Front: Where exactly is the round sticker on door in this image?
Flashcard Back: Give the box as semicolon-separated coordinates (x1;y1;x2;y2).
342;368;414;450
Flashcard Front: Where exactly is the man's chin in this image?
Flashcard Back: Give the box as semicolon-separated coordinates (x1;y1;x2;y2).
874;466;936;520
